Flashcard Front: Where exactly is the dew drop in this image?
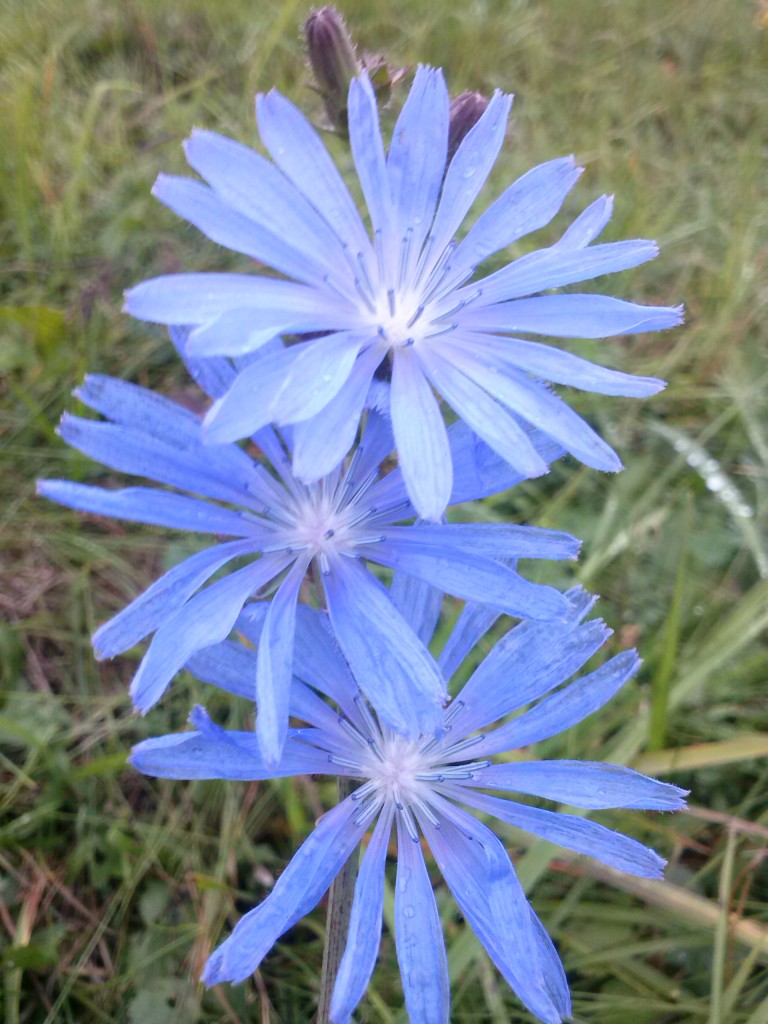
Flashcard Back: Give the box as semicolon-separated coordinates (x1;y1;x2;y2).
403;905;416;919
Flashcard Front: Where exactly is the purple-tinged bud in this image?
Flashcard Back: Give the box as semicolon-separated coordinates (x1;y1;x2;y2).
447;90;490;163
305;6;361;134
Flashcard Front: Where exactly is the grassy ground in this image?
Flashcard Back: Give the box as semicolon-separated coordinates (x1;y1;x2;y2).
1;0;767;1021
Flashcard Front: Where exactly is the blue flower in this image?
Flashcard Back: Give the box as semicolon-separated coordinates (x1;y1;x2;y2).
132;586;687;1024
38;372;579;762
125;65;682;520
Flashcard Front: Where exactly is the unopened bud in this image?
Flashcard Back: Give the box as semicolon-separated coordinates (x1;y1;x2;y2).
447;91;490;163
305;6;361;134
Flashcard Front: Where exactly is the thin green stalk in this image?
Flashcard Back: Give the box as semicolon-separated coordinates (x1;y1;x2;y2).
316;777;359;1023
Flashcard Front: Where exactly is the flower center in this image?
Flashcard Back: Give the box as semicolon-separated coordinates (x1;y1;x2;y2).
372;285;427;349
366;735;431;807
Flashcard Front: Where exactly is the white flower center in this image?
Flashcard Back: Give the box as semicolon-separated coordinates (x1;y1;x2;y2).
364;736;432;807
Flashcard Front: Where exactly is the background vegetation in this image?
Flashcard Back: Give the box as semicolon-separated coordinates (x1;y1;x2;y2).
1;0;767;1021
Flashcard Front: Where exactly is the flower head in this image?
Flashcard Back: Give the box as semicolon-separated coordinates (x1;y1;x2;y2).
126;65;682;519
132;586;687;1024
38;371;578;762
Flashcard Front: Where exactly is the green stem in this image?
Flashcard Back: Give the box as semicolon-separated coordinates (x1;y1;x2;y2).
316;777;359;1024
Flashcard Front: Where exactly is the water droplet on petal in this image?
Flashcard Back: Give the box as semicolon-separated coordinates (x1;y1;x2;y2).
403;905;416;919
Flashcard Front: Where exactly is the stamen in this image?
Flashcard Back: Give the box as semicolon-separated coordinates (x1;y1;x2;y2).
341;446;364;494
398;803;420;842
260;541;302;555
440;734;487;759
418;759;491;782
387;288;396;317
318;552;331;576
342;535;385;548
342;505;378;530
398;229;413;290
343;468;380;509
425;321;458;338
413;232;436;283
353;799;381;828
374;229;386;284
350;779;377;802
443;699;465;725
353;277;376;313
367;499;412;522
411;796;440;828
336;714;373;750
432;287;484;322
406;305;424;328
353;694;382;743
418;240;457;300
329;754;365;770
356;251;375;296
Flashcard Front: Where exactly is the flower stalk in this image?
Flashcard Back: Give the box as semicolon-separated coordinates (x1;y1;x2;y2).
316;777;360;1024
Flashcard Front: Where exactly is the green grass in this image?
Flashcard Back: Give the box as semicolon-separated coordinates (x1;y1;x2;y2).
2;0;767;1021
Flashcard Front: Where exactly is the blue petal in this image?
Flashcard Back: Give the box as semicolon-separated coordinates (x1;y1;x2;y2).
331;807;393;1024
384;522;580;561
425;806;566;1024
481;649;641;755
130;708;331;779
202;345;305;443
75;374;202;442
437;603;502;679
471;238;659;305
184;638;257;700
556;194;613;248
416;344;550;480
56;414;266;508
291;347;383;482
447;420;563;504
256;560;307;766
372;537;569;620
130;556;292;713
93;539;259;658
289;606;363;727
168;324;235;399
255;89;371;258
152;173;329;286
386;67;449;268
389;573;443;646
322;556;446;737
348;74;393;241
462;294;685;338
426;91;512;268
186;630;347;733
271;333;367;425
125;273;346;330
446;332;665;397
391;347;452;521
529;911;572;1021
203;797;363;985
186;313;283;359
456;615;612;735
474;761;688;810
431;345;623;471
37;481;262;536
453;156;582;269
395;816;449;1024
346;409;396;485
457;788;668;878
183;128;352;287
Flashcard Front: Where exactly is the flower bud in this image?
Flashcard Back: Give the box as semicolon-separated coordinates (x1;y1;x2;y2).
447;90;490;163
305;6;361;134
